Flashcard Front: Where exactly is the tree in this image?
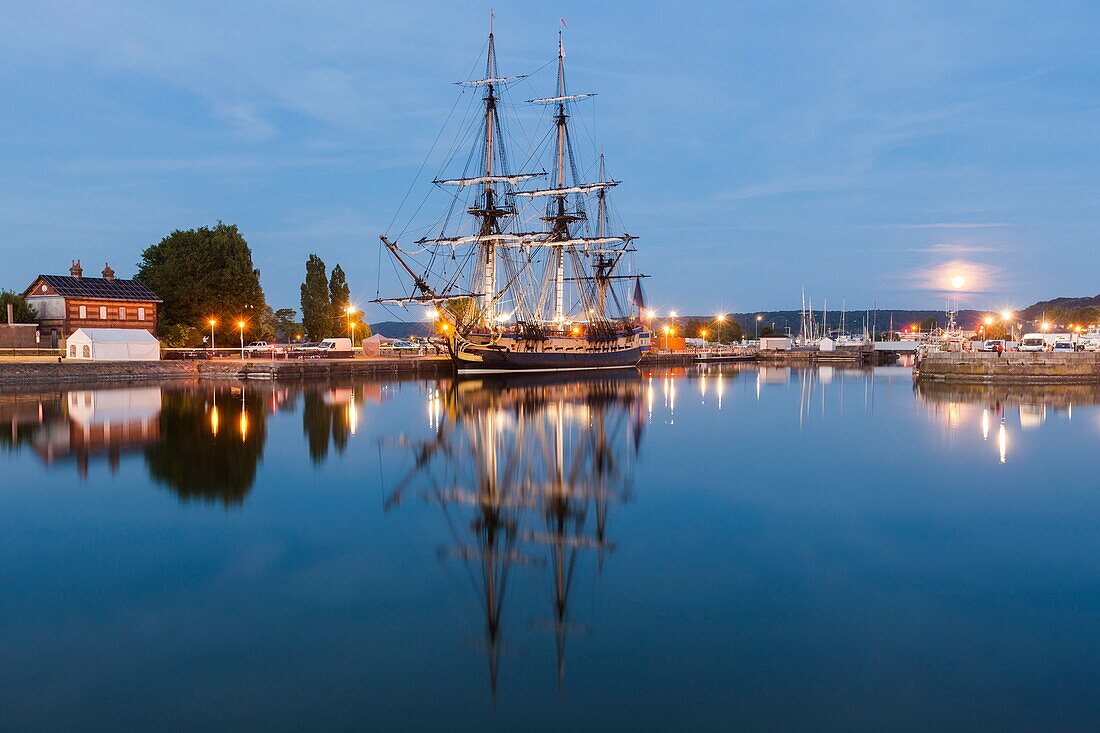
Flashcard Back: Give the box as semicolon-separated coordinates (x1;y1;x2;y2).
137;223;268;343
273;308;299;341
0;290;37;322
300;254;331;340
328;264;351;331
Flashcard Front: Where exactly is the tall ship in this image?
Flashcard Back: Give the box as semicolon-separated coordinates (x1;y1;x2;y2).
376;20;650;374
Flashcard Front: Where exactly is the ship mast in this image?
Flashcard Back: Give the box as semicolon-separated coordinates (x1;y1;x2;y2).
552;31;568;325
481;19;500;327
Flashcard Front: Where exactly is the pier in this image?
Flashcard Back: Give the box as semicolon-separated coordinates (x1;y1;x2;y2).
0;356;450;387
917;352;1100;383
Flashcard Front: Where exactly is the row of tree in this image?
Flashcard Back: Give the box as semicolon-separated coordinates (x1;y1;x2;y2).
300;254;369;341
132;223;372;346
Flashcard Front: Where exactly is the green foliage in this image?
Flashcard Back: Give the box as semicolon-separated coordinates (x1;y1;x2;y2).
273;308;300;341
0;290;37;323
678;316;743;343
1040;306;1100;328
758;324;777;338
919;316;938;332
137;222;268;341
300;254;331;340
329;264;351;320
160;324;203;348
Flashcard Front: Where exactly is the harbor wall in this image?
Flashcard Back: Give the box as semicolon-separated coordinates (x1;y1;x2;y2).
0;357;450;387
917;352;1100;383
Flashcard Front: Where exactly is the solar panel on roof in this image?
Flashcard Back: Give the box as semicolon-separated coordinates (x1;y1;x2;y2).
40;275;162;302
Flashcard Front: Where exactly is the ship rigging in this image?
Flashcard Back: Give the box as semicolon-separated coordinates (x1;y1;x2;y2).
376;18;651;373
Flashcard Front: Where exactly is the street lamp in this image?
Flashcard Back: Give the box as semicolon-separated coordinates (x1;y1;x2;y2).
756;314;763;339
208;318;216;351
1001;310;1014;342
345;305;357;347
238;320;245;359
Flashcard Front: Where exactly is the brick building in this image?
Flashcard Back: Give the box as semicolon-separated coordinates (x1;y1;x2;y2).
23;260;162;347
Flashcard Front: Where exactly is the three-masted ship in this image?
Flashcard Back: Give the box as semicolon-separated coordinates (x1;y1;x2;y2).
376;20;650;374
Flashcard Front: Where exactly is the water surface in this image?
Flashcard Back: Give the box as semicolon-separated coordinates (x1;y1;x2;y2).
2;365;1099;731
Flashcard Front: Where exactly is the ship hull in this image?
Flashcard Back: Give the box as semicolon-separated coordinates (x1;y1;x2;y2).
452;340;647;374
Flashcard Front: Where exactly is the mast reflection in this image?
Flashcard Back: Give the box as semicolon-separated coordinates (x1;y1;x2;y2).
384;373;646;696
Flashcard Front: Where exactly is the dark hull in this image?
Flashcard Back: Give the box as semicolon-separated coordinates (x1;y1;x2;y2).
454;344;646;374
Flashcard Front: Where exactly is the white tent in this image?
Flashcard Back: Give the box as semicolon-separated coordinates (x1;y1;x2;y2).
66;328;161;362
361;332;392;357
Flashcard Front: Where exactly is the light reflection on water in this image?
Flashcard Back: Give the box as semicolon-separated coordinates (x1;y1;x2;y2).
3;366;1100;730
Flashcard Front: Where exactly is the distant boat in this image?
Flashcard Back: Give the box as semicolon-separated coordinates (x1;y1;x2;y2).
375;19;651;374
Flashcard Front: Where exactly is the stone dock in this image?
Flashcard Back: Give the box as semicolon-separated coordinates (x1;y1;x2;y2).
0;356;450;387
917;352;1100;383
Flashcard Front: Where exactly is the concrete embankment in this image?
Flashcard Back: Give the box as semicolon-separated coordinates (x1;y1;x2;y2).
917;352;1100;383
0;356;450;387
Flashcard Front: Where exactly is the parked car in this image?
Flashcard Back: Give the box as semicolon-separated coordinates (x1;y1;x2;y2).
978;339;1005;352
164;348;212;360
1053;339;1076;352
244;341;287;357
292;341;320;357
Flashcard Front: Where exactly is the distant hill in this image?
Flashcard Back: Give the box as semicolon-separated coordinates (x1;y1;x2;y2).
1019;295;1100;321
370;321;430;339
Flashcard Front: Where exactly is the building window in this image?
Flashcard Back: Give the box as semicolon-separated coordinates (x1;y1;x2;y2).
137;307;145;321
119;306;127;320
69;345;76;357
83;345;90;358
99;306;107;320
79;305;87;319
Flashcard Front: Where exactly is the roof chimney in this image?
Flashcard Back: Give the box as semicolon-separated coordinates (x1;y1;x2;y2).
70;259;83;279
102;262;116;281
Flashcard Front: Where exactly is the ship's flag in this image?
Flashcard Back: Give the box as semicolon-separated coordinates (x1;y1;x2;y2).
631;276;646;309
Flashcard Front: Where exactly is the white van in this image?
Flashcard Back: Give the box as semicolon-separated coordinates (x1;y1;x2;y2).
317;337;354;358
1019;332;1074;352
1018;334;1046;352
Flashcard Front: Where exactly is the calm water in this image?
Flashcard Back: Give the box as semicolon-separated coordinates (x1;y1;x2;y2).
2;365;1100;731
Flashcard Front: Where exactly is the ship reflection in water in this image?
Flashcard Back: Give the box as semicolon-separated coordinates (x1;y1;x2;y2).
6;367;1100;728
383;374;646;694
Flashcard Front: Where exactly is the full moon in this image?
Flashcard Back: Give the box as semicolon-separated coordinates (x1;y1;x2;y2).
950;275;966;289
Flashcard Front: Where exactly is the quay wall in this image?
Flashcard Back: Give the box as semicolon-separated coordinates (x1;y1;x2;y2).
918;352;1100;383
758;349;872;364
0;356;450;387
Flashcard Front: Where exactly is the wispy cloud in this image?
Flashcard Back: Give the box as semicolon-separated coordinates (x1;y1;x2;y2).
893;259;1001;296
899;222;1010;230
908;242;1008;254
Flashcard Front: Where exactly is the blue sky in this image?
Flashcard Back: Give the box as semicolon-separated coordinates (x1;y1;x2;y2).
2;1;1099;319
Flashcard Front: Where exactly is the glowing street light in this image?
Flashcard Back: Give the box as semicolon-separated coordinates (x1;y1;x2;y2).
644;308;657;320
208;318;216;351
1001;310;1014;342
756;314;763;339
238;320;246;359
1041;322;1051;331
